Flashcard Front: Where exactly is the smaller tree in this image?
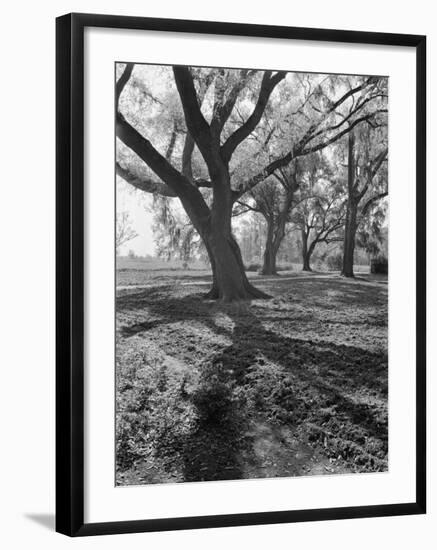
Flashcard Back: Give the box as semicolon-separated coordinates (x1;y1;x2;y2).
236;171;297;275
116;211;138;255
341;126;387;277
250;163;299;276
287;152;345;271
292;193;345;271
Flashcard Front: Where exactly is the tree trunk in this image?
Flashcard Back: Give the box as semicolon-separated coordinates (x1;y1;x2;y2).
260;205;290;276
261;219;278;276
202;240;220;299
301;229;312;271
341;131;358;278
302;253;313;271
203;228;269;301
341;199;358;277
261;246;278;276
302;254;312;271
203;179;270;301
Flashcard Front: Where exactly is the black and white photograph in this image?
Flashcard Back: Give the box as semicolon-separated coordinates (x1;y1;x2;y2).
0;1;431;546
115;62;389;486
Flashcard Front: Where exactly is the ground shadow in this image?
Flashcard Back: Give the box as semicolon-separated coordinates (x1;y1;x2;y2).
156;359;249;482
116;277;388;481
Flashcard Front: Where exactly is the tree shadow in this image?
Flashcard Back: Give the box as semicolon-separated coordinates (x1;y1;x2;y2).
272;278;389;312
143;348;253;483
117;290;233;341
207;304;387;471
117;278;388;480
117;282;387;401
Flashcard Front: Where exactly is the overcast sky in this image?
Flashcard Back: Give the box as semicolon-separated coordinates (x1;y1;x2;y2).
117;178;155;256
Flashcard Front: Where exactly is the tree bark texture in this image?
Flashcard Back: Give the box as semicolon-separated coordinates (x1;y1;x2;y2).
341;198;358;277
341;131;358;278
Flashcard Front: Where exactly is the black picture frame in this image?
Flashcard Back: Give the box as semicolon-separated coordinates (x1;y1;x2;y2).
56;12;426;537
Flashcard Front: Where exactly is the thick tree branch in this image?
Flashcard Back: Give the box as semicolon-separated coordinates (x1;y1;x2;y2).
301;102;386;148
172;66;213;163
235;110;385;200
210;69;252;139
116;160;212;195
357;147;388;200
301;113;384;156
116;113;211;224
235;151;293;199
165;122;179;161
221;71;286;163
117;114;187;190
181;72;215;181
329;77;377;113
370;147;388;179
116;63;191;197
297;78;379;150
116;63;134;107
182;134;195;179
361;191;388;217
116;162;176;197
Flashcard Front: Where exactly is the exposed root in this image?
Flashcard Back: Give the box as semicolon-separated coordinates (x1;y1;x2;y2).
203;286;220;300
203;282;271;302
245;283;271;300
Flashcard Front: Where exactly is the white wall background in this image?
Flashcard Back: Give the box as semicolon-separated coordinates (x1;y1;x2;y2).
0;1;434;548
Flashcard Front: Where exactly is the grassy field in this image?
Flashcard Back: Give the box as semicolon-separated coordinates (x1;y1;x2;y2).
116;261;387;485
116;256;370;287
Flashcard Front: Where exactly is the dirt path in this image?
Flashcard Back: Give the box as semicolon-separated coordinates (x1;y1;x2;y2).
119;417;349;486
239;420;349;479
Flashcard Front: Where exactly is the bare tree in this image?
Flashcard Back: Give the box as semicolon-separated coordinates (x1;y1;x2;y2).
238;163;299;275
292;194;345;271
116;211;138;255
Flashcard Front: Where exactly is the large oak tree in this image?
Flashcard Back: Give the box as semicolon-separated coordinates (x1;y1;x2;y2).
116;64;386;300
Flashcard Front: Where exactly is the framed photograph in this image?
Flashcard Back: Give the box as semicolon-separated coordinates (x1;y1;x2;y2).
56;13;426;536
